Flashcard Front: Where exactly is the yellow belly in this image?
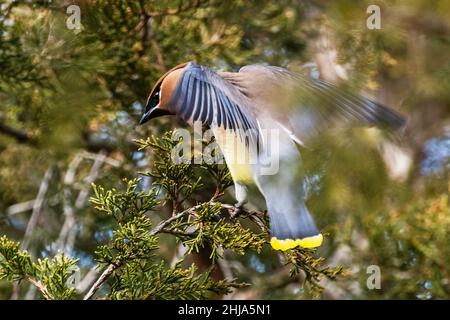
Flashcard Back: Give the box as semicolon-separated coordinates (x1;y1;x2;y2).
214;128;254;184
270;234;324;251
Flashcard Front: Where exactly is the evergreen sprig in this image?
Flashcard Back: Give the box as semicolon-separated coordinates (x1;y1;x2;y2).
0;236;78;300
285;249;345;297
0;131;343;299
111;261;237;300
180;203;266;259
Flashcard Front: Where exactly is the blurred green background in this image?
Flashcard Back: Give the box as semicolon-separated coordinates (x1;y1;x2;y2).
0;0;449;299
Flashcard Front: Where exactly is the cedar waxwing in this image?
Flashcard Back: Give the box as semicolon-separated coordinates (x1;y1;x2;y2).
140;62;405;251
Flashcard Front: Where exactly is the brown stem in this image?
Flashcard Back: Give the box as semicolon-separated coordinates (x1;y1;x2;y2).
83;262;121;300
138;0;166;72
150;38;167;72
24;275;51;300
0;121;35;143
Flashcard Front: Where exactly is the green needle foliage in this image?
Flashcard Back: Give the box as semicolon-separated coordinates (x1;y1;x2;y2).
2;0;447;300
0;133;342;299
136;134;203;208
111;261;236;300
91;179;160;223
285;249;344;297
179;202;266;258
0;236;77;299
361;191;450;299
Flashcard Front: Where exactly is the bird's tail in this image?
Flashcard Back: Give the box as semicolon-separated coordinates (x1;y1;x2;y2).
268;202;323;251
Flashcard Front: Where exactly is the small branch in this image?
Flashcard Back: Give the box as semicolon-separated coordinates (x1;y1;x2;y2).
0;121;35;144
21;167;54;251
21;166;55;300
149;35;167;72
137;0;167;72
83;201;265;299
24;275;51;300
161;228;194;237
138;0;151;57
83;263;121;300
210;188;224;202
6;200;36;216
150;204;202;236
76;267;100;294
171;199;179;216
83;204;200;299
80;151;121;167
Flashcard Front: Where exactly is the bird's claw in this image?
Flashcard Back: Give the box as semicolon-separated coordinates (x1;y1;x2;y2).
231;202;244;219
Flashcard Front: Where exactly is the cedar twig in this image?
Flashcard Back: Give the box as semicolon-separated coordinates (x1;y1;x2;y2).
24;275;51;300
83;205;194;299
83;201;265;299
83;263;120;300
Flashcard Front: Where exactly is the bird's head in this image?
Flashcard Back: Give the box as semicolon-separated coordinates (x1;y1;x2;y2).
139;62;189;125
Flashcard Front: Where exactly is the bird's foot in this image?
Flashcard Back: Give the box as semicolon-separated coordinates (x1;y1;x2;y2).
231;202;245;219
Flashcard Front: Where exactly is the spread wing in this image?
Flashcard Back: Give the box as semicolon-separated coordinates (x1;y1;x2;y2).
233;64;406;144
168;62;260;144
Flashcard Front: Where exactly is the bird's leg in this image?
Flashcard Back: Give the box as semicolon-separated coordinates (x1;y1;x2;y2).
231;204;244;219
232;182;248;219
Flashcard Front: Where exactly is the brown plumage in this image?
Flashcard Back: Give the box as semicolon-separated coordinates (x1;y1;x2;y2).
140;61;406;251
154;63;187;110
141;62;405;141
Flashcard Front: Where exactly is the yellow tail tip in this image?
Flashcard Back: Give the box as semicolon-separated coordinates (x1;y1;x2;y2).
270;234;323;251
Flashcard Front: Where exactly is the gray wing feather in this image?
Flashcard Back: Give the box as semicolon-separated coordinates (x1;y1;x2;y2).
170;62;259;143
238;64;405;143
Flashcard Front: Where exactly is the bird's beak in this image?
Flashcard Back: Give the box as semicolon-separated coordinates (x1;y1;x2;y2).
139;107;171;125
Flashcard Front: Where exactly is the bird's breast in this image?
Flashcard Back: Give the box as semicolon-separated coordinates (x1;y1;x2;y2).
212;127;255;184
